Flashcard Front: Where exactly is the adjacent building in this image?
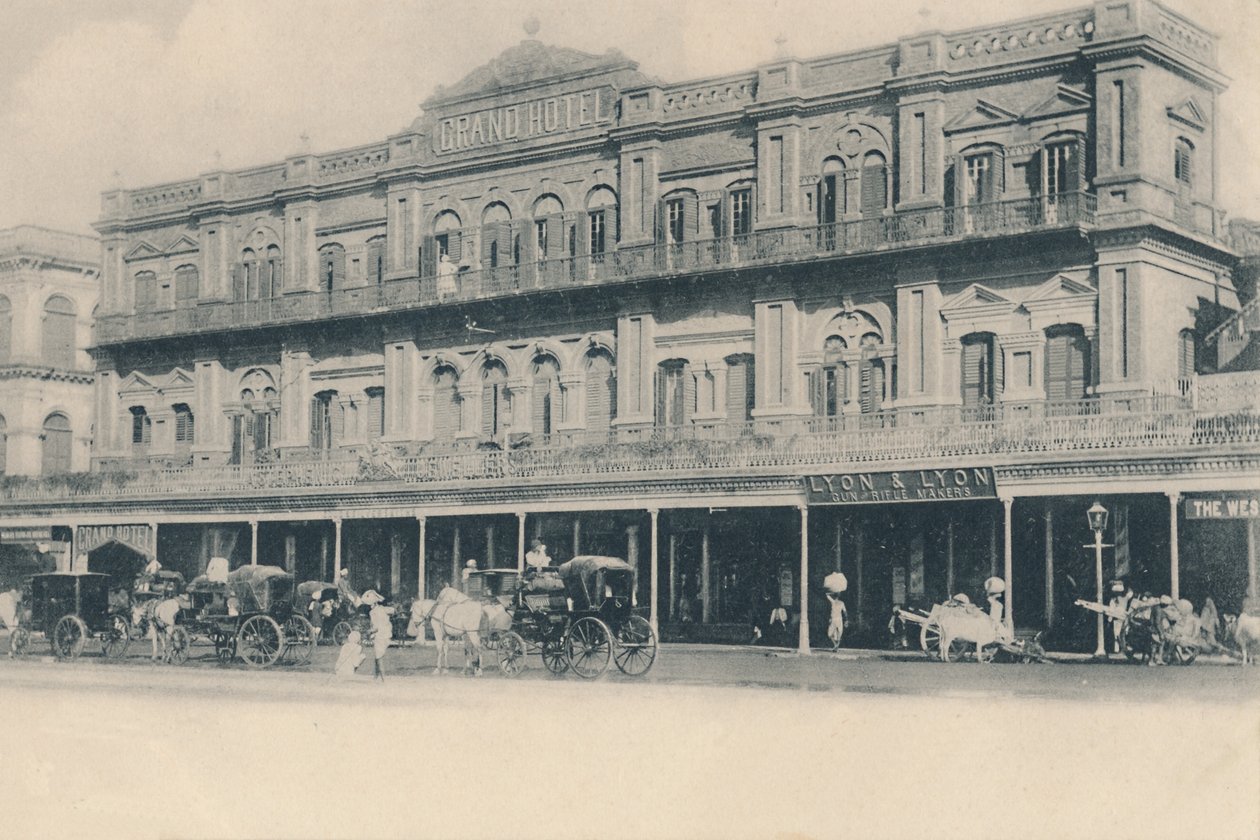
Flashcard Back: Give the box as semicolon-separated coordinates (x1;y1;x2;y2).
1;1;1257;649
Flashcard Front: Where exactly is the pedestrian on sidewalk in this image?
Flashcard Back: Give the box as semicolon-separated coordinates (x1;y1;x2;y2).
363;589;393;682
335;629;365;679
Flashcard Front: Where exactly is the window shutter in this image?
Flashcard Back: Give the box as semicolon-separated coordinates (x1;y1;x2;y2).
0;299;10;362
684;193;700;241
1178;331;1196;378
726;357;748;422
654;366;666;427
961;340;983;406
808;368;823;416
861;165;887;215
1027;148;1044;196
708;201;724;240
654;199;668;245
367;239;386;284
231;415;244;464
859;360;874;413
1065;139;1082;193
481;382;497;438
992;148;1006;195
432;372;455;442
947;155;966;207
993;342;1004;400
448;230;463;262
330;400;344;448
1045;333;1069;402
368;390;384;440
585;354;613;433
334;251;346;289
232;264;245;302
481;225;497;267
308;399;322;450
681;363;694;425
421;235;437;277
606;204;619;249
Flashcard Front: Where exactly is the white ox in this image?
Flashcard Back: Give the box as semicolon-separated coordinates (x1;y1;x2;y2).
1231;613;1260;665
930;600;1013;662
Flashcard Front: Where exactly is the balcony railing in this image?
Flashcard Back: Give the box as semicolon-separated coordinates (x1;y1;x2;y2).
94;192;1096;344
3;396;1255;505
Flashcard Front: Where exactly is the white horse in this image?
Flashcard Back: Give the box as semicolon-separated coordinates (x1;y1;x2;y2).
132;595;185;662
413;587;506;676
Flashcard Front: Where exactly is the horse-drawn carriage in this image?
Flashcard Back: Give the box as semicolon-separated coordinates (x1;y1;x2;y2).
11;572;130;661
163;565;315;667
426;556;658;679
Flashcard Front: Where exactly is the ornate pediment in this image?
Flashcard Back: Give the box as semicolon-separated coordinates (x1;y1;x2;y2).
1025;85;1092;120
944;98;1019;134
118;371;155;394
124;241;161;262
943;283;1012;310
1022;273;1096;303
426;39;643;105
161;368;195;392
164;234;200;256
1167;97;1207;132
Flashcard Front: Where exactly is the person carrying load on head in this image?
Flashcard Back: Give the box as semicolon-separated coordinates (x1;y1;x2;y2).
984;576;1006;624
823;572;849;651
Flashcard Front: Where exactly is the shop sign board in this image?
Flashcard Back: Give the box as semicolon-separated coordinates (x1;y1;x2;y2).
75;524;156;557
804;467;997;505
0;527;53;544
436;87;614;154
1184;492;1260;520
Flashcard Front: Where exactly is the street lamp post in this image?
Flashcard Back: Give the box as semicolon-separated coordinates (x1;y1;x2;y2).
1087;501;1109;658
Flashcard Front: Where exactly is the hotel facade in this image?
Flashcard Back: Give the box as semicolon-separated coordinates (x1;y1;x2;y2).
2;0;1257;650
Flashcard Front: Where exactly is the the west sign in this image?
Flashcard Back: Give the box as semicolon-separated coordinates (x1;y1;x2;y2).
804;467;998;505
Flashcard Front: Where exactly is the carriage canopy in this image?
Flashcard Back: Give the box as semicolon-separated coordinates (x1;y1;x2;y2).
226;565;294;613
297;580;339;603
27;572;112;628
557;556;635;611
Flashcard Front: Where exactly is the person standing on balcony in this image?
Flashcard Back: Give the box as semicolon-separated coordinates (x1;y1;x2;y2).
437;253;458;298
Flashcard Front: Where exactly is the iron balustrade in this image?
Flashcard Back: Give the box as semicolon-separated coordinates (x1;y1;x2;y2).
94;192;1096;344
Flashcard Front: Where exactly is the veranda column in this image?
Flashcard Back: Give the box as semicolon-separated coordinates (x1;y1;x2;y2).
625;525;640;574
1001;497;1014;628
1167;492;1181;600
452;525;462;584
249;519;259;566
149;521;159;566
333;517;343;579
854;519;865;629
572;516;582;557
1248;519;1258;600
945;519;955;597
516;513;526;573
416;515;427;598
668;532;678;621
649;509;660;632
485;524;495;567
390;531;402;594
700;517;711;624
1044;503;1055;628
799;505;810;654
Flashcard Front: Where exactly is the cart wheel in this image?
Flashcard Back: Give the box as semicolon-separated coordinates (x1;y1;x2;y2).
542;637;569;675
613;615;658;677
920;620;943;658
976;644;997;664
281;615;315;666
100;614;132;659
214;635;236;663
166;627;191;665
238;615;285;668
942;637;972;663
52;615;88;661
11;627;31;656
497;631;526;677
565;616;612;679
483;632;502;652
1173;643;1198;666
332;620;352;647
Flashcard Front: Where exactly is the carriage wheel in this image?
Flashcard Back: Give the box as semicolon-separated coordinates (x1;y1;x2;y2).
11;627;31;656
238;615;285;668
483;632;502;652
497;631;527;677
565;617;612;679
920;620;943;658
542;637;570;675
213;634;237;663
282;616;315;666
613;615;658;677
100;614;131;659
1172;643;1198;666
332;620;352;647
51;615;88;661
166;627;191;665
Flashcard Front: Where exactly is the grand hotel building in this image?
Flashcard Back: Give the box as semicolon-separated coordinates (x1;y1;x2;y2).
2;0;1257;650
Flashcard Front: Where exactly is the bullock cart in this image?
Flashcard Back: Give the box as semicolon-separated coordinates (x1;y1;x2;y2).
894;600;1051;663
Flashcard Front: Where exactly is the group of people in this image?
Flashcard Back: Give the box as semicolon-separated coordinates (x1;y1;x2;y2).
329;568;394;682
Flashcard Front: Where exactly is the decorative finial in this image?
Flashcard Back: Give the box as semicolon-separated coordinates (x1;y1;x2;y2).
524;16;540;38
774;33;789;58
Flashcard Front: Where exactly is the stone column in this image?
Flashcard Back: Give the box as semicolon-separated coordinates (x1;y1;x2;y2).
1002;497;1015;628
649;509;660;632
516;513;526;573
390;530;402;595
451;525;462;585
1248;519;1258;600
416;515;427;598
626;524;640;574
701;517;711;624
249;519;258;566
946;518;955;597
1044;503;1055;628
799;505;810;654
333;517;343;579
485;523;495;567
1167;492;1181;600
572;516;582;557
668;532;678;622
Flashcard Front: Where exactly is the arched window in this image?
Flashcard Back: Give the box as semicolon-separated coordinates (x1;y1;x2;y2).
130;406;152;453
812;336;849;420
1177;329;1197;379
232;376;277;465
1045;325;1090;402
531;355;562;437
174;265;199;306
960;332;998;407
481;360;510;439
0;414;7;475
319;244;346;293
434;211;463;262
585;349;616;433
134;271;157;311
431;365;460;443
173;403;195;454
481;203;513;269
41;413;72;474
858;333;885;415
725;353;755;424
365;387;385;441
1175;138;1194;189
265;245;282;296
236;249;256;302
42;295;76;368
860;151;888;215
0;295;11;363
309;390;339;452
532;195;565;261
586;188;618;257
820;157;846;225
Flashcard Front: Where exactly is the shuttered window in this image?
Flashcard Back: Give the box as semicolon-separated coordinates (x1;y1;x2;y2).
130;407;151;451
366;238;386;285
479;363;509;439
860;152;888;215
366;388;385;441
725;354;755;424
961;333;996;406
531;357;561;437
175;266;199;305
0;295;10;363
134;272;157;311
173;404;195;452
656;361;690;427
431;367;459;443
319;245;346;292
310;392;335;451
42;295;76;368
1044;325;1090;402
584;351;615;433
41;413;72;474
666;198;686;244
1177;329;1196;378
1175;139;1194;187
860;359;885;414
730;189;753;235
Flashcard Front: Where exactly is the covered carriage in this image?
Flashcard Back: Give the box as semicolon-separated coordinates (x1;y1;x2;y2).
166;565;314;667
12;572;130;661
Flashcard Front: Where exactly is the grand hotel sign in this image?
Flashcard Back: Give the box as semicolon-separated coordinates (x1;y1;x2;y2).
436;86;614;154
804;468;998;505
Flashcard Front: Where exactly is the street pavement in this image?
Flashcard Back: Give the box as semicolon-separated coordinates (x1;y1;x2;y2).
1;640;1257;839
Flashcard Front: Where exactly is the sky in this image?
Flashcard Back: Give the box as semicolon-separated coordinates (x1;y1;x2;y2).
1;0;1257;235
